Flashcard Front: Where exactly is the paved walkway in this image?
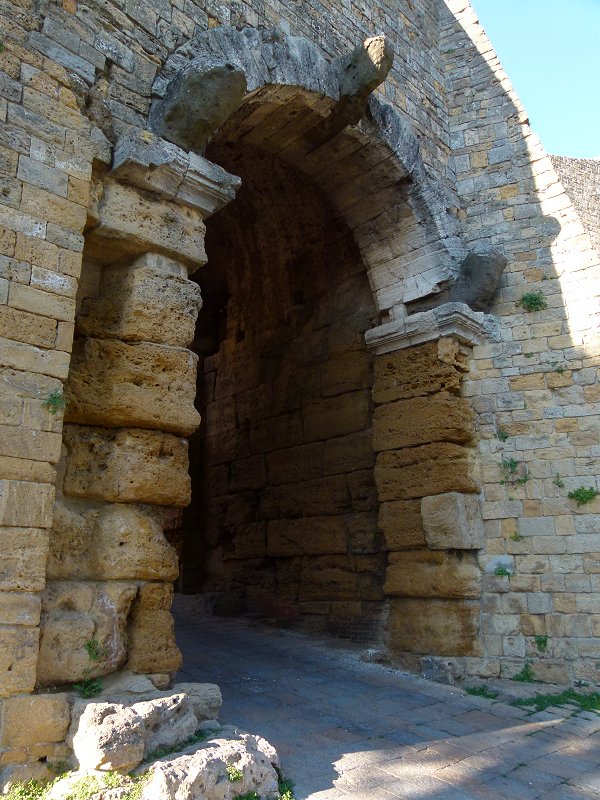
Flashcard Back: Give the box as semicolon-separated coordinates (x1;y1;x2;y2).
174;600;600;800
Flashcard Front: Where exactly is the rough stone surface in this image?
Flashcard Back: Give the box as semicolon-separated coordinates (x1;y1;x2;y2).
139;727;279;800
378;500;426;551
0;694;70;748
69;701;146;772
388;598;481;657
131;693;197;755
126;583;182;674
62;425;191;507
372;394;475;451
37;581;138;686
65;338;200;436
77;261;202;348
421;491;485;550
0;528;48;592
48;498;179;582
384;550;482;598
375;443;480;501
171;683;222;722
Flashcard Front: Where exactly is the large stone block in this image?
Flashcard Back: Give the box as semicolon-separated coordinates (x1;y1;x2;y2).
63;425;191;507
384;551;482;598
421;492;485;550
126;583;182;675
378;500;426;551
299;555;385;602
0;528;48;592
48;498;179;582
373;339;466;404
77;257;202;348
86;180;207;269
372;395;475;452
267;517;347;557
0;626;39;696
259;475;351;519
323;430;375;476
388;599;481;657
0;694;71;747
0;481;54;528
374;443;480;501
0;593;41;626
65;338;200;436
303;390;371;441
37;580;138;686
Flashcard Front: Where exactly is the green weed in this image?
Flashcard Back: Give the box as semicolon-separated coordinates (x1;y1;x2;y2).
512;689;600;714
465;686;499;699
227;765;244;782
84;638;106;662
515;291;548;312
534;635;548;653
568;487;599;506
43;390;67;414
73;677;103;698
510;531;523;542
496;428;509;442
512;662;536;683
143;729;209;764
553;474;565;489
494;566;513;579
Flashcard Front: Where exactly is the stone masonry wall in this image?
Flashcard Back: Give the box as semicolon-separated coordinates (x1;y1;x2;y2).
0;1;600;782
551;156;600;257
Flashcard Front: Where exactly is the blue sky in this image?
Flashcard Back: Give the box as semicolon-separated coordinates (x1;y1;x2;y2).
470;0;600;158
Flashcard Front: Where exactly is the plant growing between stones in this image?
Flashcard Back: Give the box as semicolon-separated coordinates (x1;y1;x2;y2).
512;662;536;683
553;474;565;489
494;566;513;580
496;427;509;442
510;531;523;542
534;635;548;653
84;637;106;662
42;389;67;414
143;729;209;763
500;458;529;486
226;764;244;782
465;686;498;699
512;689;600;714
515;291;548;312
73;677;103;698
568;486;599;506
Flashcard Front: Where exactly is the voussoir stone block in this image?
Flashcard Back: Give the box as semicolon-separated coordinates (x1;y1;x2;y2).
37;580;138;686
126;583;182;675
65;338;200;436
384;550;482;598
63;425;191;507
77;259;202;348
421;492;485;550
48;498;179;582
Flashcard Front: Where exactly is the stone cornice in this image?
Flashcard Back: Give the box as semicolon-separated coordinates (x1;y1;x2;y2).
365;302;500;354
111;130;241;218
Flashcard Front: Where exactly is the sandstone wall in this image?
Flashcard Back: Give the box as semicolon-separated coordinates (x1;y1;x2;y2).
551;155;600;257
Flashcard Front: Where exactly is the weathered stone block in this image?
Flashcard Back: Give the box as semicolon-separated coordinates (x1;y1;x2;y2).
421;492;485;550
77;259;202;348
0;694;70;747
299;555;385;602
373;339;466;404
372;394;475;452
384;551;482;598
323;430;375;475
303;390;371;441
37;581;138;686
86;180;207;269
0;528;48;592
126;583;181;675
0;481;54;528
0;626;39;696
267;517;347;557
378;500;426;550
0;593;41;626
374;443;480;501
48;498;179;582
223;523;267;560
63;425;191;507
266;443;323;486
388;599;481;656
260;475;351;518
65;338;200;436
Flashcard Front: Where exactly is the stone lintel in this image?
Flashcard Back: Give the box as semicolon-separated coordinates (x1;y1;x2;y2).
365;302;500;355
111;130;241;218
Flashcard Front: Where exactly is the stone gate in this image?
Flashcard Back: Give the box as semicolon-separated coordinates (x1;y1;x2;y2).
0;0;599;782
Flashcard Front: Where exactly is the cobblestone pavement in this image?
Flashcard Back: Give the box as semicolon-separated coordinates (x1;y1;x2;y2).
175;601;600;800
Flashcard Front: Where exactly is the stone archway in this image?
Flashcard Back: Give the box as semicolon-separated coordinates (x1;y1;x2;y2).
41;27;505;691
